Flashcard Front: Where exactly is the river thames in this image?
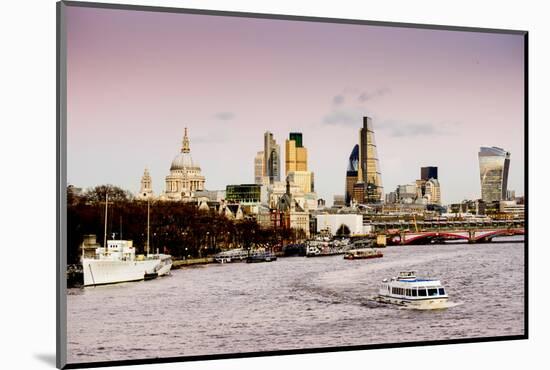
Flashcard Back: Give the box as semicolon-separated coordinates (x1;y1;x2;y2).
67;237;525;364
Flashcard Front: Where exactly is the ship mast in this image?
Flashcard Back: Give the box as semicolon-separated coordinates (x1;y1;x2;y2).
103;192;108;254
146;197;150;256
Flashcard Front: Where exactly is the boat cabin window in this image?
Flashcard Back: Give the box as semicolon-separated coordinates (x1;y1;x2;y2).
438;288;445;295
411;289;417;297
417;288;427;296
392;287;407;295
428;288;438;296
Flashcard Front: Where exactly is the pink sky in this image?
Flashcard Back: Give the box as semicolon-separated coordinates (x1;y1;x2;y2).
66;5;525;204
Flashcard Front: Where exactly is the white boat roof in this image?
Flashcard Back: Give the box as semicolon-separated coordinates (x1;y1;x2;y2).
390;279;443;288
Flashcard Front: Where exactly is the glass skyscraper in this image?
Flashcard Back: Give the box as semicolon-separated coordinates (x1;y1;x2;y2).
285;132;308;173
264;131;280;184
478;146;510;202
421;166;438;180
345;144;359;205
358;116;383;203
226;184;262;204
254;151;264;184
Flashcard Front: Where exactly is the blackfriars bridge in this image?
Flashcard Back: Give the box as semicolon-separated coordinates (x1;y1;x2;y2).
356;219;525;245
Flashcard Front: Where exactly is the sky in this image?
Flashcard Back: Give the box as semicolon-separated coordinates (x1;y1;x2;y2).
66;6;525;205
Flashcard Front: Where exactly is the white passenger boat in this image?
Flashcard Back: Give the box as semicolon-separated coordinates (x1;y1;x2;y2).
375;271;449;309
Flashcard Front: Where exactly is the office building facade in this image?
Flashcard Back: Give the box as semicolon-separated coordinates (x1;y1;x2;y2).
226;184;264;204
264;131;281;184
345;144;359;205
285;132;314;194
421;166;438;181
285;132;308;172
358;116;383;203
254;151;264;184
479;146;510;202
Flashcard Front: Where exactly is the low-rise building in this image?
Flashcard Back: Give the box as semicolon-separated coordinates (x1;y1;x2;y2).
499;200;524;218
315;214;364;236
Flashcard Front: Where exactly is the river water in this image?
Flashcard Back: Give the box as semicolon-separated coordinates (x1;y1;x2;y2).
67;237;525;364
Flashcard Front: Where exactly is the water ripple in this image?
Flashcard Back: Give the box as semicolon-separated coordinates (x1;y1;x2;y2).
67;238;525;363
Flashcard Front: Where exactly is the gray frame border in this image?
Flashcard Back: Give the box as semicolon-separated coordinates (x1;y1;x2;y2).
57;1;68;369
56;1;528;369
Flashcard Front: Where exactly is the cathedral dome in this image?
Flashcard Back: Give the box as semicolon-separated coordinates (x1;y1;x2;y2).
169;127;199;170
170;152;195;170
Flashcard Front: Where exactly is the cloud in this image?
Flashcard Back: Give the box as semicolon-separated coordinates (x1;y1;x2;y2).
378;120;455;137
322;87;390;126
332;94;345;105
323;109;365;126
213;112;235;120
358;87;391;103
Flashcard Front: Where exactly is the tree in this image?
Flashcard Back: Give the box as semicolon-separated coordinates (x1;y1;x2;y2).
84;184;134;203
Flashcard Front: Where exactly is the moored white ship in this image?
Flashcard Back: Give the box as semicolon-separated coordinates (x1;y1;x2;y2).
81;194;172;287
82;240;163;286
375;271;449;309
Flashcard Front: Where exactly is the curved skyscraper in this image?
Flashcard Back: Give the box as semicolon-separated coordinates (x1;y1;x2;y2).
345;144;359;205
479;146;510;202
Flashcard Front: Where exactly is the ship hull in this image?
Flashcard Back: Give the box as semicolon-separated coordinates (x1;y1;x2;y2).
82;259;159;286
156;261;173;276
375;295;449;309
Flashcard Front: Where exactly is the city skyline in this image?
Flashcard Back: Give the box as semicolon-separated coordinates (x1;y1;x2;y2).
66;6;525;204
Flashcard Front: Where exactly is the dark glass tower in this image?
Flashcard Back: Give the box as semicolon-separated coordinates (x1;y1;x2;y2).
421;166;438;180
345;144;359;205
289;132;303;148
